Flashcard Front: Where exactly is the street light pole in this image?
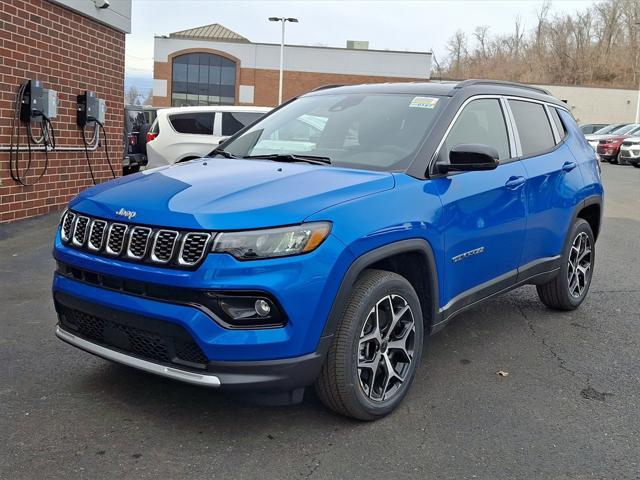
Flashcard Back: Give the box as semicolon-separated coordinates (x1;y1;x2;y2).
268;16;298;105
635;23;640;123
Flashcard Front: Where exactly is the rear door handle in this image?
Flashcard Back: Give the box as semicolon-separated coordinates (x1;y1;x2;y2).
505;176;526;189
562;161;577;172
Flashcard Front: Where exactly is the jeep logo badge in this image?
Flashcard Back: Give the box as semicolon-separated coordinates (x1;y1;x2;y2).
115;208;136;220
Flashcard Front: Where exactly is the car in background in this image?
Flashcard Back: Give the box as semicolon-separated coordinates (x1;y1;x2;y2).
585;123;635;151
619;137;640;168
146;106;271;168
596;124;640;164
123;106;158;175
580;124;608;135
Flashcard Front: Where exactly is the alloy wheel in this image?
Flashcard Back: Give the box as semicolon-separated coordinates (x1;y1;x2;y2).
567;232;592;298
357;294;415;402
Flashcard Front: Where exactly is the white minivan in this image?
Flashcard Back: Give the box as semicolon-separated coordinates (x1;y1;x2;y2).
146;106;271;168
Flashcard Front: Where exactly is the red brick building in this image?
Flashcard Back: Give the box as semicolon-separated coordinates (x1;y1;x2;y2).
0;0;130;223
153;24;432;108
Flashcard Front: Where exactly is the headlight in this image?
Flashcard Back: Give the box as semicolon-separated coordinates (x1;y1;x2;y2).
212;222;331;260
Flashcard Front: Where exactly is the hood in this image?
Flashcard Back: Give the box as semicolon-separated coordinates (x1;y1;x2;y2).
585;133;613;141
70;158;395;230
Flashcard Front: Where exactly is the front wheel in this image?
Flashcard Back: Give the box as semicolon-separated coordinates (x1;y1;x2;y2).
537;219;595;310
315;270;423;420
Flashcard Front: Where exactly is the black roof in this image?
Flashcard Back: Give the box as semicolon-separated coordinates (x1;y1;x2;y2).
305;79;565;108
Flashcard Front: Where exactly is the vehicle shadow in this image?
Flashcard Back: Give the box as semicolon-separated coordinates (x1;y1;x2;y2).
72;214;639;434
75;287;543;431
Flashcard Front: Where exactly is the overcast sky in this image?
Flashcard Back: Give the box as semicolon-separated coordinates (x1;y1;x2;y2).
125;0;595;79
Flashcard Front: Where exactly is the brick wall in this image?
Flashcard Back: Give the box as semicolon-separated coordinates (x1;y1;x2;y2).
153;61;423;108
0;0;125;223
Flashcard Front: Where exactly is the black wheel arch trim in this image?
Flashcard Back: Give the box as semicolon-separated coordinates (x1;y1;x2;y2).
572;194;603;241
320;238;440;340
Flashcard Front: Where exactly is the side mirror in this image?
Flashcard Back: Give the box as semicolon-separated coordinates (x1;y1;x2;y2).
442;144;500;173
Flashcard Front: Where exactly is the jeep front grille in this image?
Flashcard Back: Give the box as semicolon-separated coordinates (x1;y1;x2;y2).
60;211;214;269
127;227;152;259
72;216;90;246
61;211;76;242
106;223;128;256
152;230;179;263
179;233;212;266
88;220;106;251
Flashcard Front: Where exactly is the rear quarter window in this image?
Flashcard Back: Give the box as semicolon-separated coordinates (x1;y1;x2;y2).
222;112;265;136
509;100;556;157
169;112;214;134
549;108;567;143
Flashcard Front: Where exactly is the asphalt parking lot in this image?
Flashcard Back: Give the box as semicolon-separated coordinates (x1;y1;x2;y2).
1;162;639;480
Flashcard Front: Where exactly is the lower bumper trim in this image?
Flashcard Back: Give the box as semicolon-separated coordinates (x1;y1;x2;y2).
55;326;221;387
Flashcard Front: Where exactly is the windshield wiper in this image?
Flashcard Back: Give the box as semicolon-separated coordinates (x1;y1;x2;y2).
243;153;331;165
210;147;237;159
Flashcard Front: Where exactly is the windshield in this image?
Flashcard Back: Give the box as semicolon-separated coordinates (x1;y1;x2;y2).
610;124;638;135
223;93;447;171
592;124;624;135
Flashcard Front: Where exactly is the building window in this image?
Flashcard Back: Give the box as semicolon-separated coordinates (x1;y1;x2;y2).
171;53;236;107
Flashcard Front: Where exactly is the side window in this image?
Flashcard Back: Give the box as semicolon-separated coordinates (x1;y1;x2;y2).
509;100;555;156
168;112;214;135
440;98;510;163
221;112;264;136
549;107;567;143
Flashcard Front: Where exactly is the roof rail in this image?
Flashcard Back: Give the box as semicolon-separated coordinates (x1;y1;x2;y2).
311;84;344;92
454;79;551;95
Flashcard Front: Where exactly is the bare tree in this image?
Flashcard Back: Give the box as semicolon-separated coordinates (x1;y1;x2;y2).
447;30;468;79
125;85;141;106
473;26;490;60
442;0;640;89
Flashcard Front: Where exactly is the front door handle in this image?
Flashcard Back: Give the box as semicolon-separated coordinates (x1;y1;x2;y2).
505;176;526;189
562;161;577;172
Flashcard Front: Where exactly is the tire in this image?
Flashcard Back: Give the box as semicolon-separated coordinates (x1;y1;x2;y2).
632;162;640;169
537;218;595;310
315;269;424;420
137;123;151;154
123;165;140;176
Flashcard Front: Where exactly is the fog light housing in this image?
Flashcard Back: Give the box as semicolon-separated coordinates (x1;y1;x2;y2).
204;292;286;329
254;299;271;317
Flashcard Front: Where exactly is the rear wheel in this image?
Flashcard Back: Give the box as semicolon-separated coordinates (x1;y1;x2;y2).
315;269;423;420
137;123;151;154
537;219;594;310
631;161;640;169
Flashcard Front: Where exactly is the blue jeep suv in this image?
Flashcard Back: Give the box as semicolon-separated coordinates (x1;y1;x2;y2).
53;80;603;420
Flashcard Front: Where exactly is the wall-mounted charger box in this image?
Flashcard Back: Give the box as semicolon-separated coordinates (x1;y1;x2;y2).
20;80;43;122
42;89;58;119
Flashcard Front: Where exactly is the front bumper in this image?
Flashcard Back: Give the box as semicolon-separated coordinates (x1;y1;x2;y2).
619;147;640;161
54;289;330;392
56;325;222;387
596;147;619;159
123;153;148;168
53;229;352;391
